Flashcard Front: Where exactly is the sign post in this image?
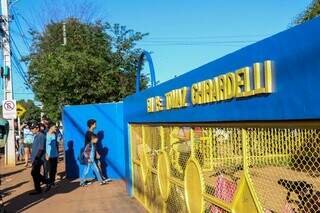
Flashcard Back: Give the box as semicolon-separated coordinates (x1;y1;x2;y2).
3;100;17;119
2;100;16;166
16;104;26;142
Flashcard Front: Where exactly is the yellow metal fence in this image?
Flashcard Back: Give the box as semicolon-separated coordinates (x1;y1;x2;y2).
130;124;320;213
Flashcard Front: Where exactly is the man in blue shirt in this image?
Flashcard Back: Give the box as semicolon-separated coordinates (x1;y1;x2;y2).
30;123;47;195
45;123;58;191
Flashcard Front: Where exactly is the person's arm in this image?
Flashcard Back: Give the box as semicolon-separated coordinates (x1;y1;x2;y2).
45;136;51;160
19;124;27;131
96;151;100;159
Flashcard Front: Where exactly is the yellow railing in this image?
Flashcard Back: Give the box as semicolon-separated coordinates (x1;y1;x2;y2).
130;124;320;213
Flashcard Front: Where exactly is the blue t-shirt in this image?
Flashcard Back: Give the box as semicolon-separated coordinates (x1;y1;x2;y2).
23;128;34;144
31;132;46;161
46;133;58;158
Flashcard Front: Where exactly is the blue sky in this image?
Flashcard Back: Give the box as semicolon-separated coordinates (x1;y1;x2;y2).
1;0;312;100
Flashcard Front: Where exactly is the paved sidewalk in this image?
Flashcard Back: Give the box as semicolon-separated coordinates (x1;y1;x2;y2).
0;157;145;213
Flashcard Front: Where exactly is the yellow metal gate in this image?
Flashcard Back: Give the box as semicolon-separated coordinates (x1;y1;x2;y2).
130;124;320;213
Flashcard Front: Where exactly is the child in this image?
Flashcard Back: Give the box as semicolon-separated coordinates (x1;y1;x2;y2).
80;134;107;186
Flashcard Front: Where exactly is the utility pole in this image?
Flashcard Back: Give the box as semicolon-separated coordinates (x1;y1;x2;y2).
1;0;16;166
62;21;67;46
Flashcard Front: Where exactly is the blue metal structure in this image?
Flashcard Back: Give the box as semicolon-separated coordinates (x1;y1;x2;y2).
136;51;157;93
125;17;320;123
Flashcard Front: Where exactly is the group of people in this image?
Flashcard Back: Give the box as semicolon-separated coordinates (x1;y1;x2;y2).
18;120;62;195
25;118;109;194
80;119;110;186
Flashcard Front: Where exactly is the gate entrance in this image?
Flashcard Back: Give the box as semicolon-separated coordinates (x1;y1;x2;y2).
130;124;320;212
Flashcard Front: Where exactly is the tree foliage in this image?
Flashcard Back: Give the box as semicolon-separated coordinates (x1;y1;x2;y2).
26;19;148;121
17;100;41;123
294;0;320;25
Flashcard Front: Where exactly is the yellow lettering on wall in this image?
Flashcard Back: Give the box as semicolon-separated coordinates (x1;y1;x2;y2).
253;63;266;94
204;80;213;103
212;77;219;102
225;72;236;100
218;75;226;101
242;67;254;97
147;60;274;113
191;84;198;105
155;96;164;111
264;60;273;93
147;98;154;112
181;87;188;107
235;69;245;97
165;93;171;110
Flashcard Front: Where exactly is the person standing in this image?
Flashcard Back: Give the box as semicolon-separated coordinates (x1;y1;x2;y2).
45;123;58;191
21;123;33;167
29;123;47;195
39;122;49;181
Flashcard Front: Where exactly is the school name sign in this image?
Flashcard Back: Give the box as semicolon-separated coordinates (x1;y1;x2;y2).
147;60;273;113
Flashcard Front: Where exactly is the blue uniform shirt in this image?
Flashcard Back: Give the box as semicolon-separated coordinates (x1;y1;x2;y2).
31;132;46;161
46;133;58;158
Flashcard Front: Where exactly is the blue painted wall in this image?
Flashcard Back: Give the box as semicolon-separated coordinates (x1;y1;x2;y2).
63;102;125;180
63;17;320;195
123;17;320;194
124;17;320;124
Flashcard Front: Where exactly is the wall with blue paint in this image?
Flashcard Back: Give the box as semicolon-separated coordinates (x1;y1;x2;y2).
63;17;320;194
63;102;125;180
123;17;320;195
124;17;320;124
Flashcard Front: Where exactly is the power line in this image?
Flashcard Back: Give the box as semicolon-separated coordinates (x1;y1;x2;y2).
145;34;271;40
11;29;33;41
11;8;31;49
14;11;34;31
12;53;28;81
10;34;25;60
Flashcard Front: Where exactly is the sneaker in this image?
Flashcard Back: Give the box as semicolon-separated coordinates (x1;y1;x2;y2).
45;184;51;192
105;178;112;183
86;181;93;185
100;181;106;185
80;183;87;187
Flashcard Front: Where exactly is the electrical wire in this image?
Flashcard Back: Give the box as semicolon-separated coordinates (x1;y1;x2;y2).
11;8;31;49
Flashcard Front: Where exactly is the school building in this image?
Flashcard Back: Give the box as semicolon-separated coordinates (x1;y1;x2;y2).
63;16;320;213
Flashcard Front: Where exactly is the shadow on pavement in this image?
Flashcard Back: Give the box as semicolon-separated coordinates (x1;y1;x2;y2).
0;169;26;179
4;178;79;213
1;181;29;197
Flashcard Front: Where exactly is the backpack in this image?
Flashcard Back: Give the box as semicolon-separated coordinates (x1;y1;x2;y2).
78;144;91;165
78;148;86;165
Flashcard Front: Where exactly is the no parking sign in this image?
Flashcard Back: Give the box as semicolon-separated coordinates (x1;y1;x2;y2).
2;100;17;119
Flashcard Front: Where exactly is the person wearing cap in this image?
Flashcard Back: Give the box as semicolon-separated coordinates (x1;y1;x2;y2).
45;123;59;191
30;123;47;195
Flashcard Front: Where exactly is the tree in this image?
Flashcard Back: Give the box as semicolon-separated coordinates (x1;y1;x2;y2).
294;0;320;25
26;18;148;121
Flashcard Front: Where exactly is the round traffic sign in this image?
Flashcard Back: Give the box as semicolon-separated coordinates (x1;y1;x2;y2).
4;100;15;111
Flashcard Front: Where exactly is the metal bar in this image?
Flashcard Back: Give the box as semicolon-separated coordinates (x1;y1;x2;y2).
203;193;232;212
